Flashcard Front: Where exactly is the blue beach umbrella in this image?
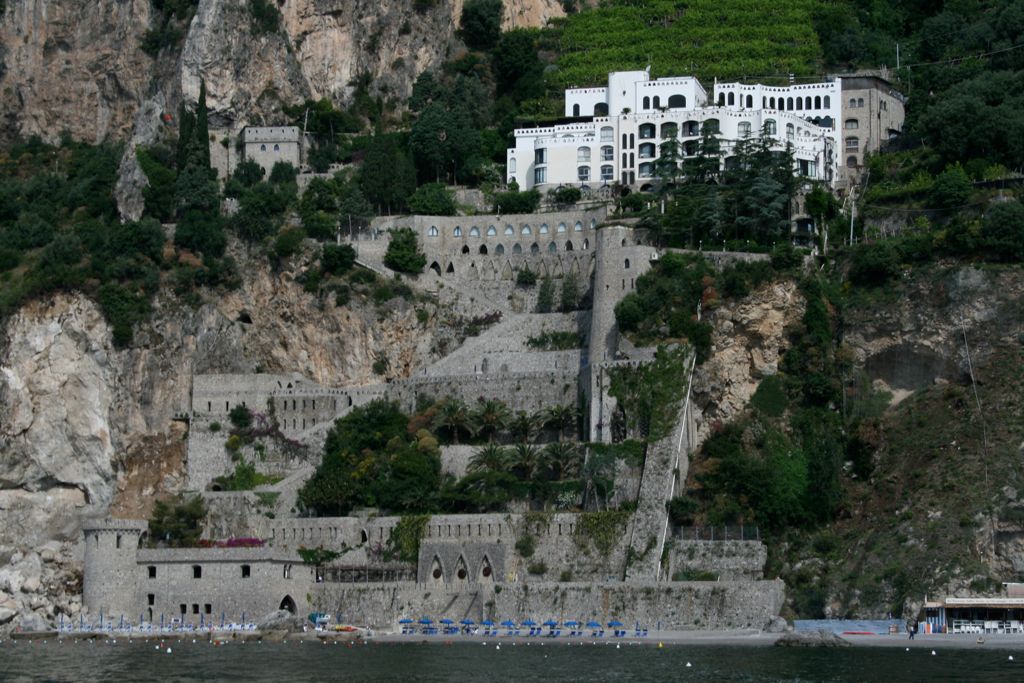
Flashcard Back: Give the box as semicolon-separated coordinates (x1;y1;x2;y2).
608;620;623;627
460;619;475;626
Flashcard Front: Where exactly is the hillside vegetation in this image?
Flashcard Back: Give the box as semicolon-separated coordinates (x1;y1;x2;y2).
553;0;823;87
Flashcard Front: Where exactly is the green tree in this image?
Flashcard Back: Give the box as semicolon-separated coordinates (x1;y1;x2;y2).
383;227;426;274
536;275;555;312
459;0;502;51
408;182;457;215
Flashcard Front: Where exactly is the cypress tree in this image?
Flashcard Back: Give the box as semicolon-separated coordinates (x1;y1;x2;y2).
194;79;211;169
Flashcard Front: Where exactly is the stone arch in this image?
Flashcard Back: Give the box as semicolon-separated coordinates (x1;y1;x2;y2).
429;261;442;276
479;555;494;582
454;555;469;582
429;555;445;583
279;595;297;614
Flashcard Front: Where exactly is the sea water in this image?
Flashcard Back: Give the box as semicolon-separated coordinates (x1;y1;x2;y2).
0;640;1019;681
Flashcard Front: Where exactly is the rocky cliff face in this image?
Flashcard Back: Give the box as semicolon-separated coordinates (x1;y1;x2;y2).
0;0;563;143
0;241;439;629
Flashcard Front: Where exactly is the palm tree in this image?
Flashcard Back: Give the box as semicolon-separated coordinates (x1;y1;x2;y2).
509;410;544;443
468;443;508;474
541;442;582;481
472;398;511;443
507;443;541;480
434;398;472;444
544;404;578;442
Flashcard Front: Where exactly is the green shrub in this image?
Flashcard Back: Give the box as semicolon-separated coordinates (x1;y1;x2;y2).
516;267;537;287
384;227;426;274
515;535;536;558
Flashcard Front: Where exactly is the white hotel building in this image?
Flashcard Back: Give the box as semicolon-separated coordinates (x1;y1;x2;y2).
507;70;842;193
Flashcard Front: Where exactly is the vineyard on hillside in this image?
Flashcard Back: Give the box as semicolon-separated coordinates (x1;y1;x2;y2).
551;0;824;88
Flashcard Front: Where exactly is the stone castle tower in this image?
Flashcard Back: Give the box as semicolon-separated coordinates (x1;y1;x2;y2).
82;519;148;620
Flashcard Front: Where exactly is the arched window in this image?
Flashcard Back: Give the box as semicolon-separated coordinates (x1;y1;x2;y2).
600;165;613;181
572;103;580;116
428;226;438;236
486;225;497;236
845;119;859;130
574;221;583;232
469;226;480;237
638;123;655;139
728;92;735;106
764;119;777;135
577;146;591;162
600;126;614;142
642;96;650;109
814;96;821;109
601;145;614;161
556;222;566;233
454;226;462;237
668;94;686;108
578;166;590;182
504;225;514;235
594;102;609;116
521;225;532;235
824;95;831;108
738;121;752;137
538;223;548;234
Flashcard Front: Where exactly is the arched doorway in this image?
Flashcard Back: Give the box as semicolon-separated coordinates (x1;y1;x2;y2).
279;595;296;614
